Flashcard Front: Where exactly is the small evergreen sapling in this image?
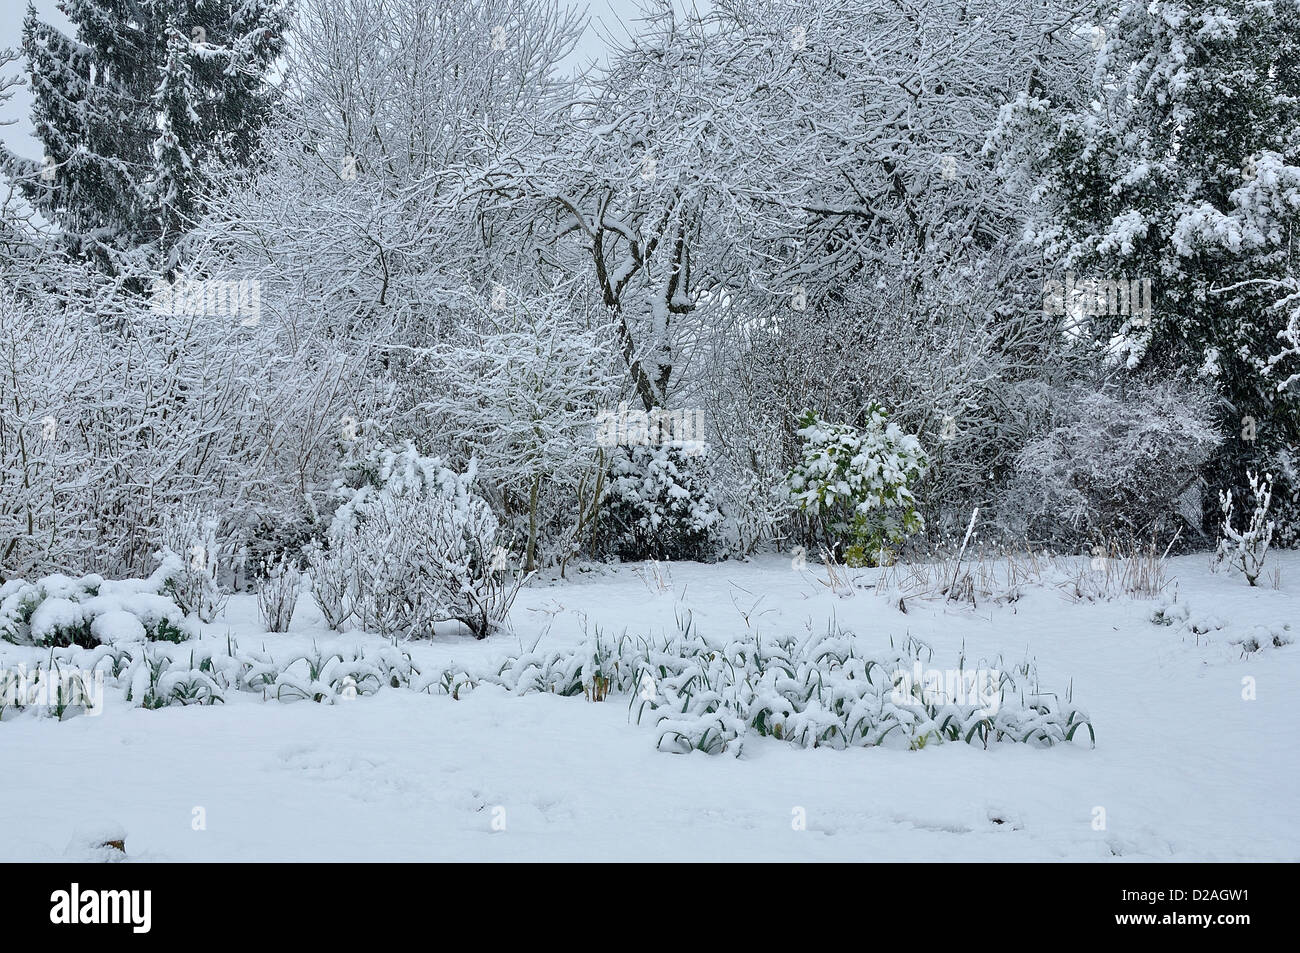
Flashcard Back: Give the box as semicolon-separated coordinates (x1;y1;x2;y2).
600;443;723;562
785;406;928;566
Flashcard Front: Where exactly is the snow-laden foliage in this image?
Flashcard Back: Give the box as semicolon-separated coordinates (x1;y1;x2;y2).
2;0;1295;585
1216;471;1276;586
417;286;619;571
466;0;1094;412
0;635;422;717
0;553;194;649
1;0;289;264
709;265;1055;540
431;618;1094;756
996;0;1300;537
0;615;1096;756
0;263;365;582
158;507;228;623
1000;380;1223;542
1151;597;1293;657
599;443;724;562
312;444;527;639
256;556;303;634
785;408;928;565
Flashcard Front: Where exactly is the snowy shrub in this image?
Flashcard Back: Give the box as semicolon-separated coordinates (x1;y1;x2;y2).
1230;623;1294;656
1216;471;1275;586
708;266;1057;543
317;443;526;639
0;553;194;648
785;407;928;566
1000;381;1222;543
417;287;620;571
257;555;303;633
304;541;353;632
717;467;793;557
599;443;724;562
1150;597;1292;657
0;262;367;583
158;507;229;622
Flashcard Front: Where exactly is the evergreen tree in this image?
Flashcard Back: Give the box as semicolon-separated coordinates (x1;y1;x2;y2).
1004;0;1300;538
1;1;289;269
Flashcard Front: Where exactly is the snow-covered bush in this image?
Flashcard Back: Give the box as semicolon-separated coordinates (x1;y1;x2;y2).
417;286;619;572
717;468;793;557
1216;471;1275;587
599;443;724;562
257;556;303;633
313;443;526;639
0;255;367;583
785;407;928;566
158;507;229;622
0;553;194;648
710;265;1056;542
1000;380;1222;543
304;541;352;632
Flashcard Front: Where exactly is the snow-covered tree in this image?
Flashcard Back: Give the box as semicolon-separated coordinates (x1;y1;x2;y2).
1216;470;1275;586
417;284;620;571
1;0;289;267
1000;0;1300;537
462;0;1095;412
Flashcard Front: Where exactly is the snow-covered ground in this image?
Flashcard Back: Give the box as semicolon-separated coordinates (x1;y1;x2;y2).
4;552;1297;862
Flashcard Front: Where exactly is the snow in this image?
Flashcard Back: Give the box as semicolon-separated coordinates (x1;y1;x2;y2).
28;597;84;644
88;610;147;646
3;552;1297;861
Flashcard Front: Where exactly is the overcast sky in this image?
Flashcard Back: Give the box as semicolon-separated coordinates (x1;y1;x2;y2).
0;0;696;159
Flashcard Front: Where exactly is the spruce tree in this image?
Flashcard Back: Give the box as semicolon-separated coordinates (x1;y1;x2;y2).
1010;0;1300;538
1;1;289;269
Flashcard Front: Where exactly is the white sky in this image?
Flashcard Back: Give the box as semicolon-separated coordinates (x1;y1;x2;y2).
0;1;703;159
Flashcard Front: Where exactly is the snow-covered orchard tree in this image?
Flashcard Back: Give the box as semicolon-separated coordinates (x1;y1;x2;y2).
415;283;620;572
997;0;1300;539
1;1;289;268
457;0;1094;411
